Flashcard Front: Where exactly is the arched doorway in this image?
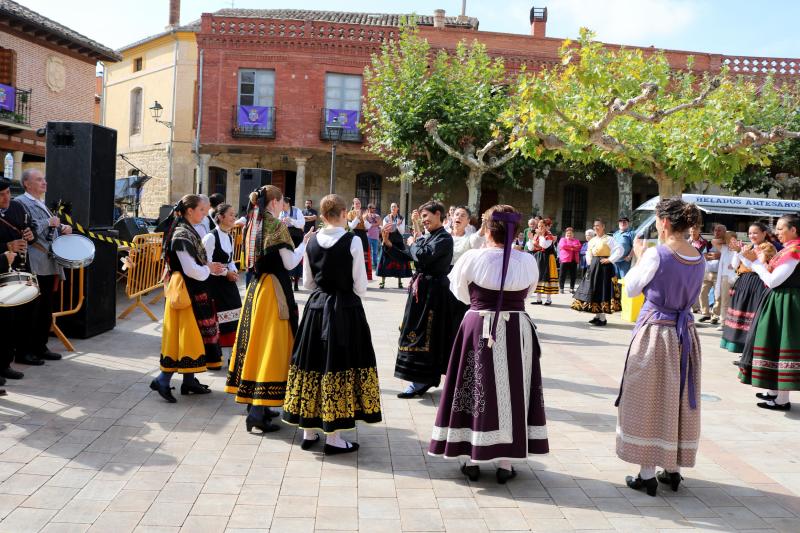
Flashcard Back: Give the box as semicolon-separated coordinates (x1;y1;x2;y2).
208;166;227;196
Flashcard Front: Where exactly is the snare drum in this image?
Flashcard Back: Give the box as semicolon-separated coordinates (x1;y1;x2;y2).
0;271;39;307
52;234;95;269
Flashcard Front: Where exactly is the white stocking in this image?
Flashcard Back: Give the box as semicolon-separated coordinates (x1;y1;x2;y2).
639;466;656;480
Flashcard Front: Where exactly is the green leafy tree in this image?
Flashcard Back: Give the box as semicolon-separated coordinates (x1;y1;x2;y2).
362;21;524;213
505;29;800;198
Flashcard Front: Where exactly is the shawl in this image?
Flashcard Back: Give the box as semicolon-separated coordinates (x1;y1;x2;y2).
245;208;294;270
769;238;800;270
169;219;206;267
737;242;777;274
348;209;366;231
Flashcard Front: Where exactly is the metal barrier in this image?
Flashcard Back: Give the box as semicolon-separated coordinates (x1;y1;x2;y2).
118;233;165;321
231;224;244;269
52;266;84;352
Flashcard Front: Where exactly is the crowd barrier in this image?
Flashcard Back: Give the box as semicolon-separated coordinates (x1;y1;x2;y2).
118;232;165;321
231;224;244;269
52;266;84;352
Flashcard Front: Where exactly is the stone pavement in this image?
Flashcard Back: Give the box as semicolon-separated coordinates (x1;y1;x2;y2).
1;282;800;533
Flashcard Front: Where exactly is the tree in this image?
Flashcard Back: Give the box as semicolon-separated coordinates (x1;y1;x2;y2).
362;21;524;214
505;29;800;198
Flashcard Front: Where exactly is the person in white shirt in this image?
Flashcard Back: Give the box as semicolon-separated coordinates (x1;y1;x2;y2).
571;219;624;326
697;224;726;324
714;231;737;331
280;197;306;290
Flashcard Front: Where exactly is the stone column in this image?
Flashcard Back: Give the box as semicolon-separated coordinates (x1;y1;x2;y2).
532;174;546;216
197;153;211;195
616;169;633;219
294;157;308;202
12;151;23;182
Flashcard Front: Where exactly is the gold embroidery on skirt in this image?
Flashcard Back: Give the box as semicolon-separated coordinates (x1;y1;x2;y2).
284;366;382;422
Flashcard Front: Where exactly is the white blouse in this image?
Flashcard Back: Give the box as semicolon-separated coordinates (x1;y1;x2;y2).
176;251;210;282
302;227;368;298
202;228;238;276
525;236;554;252
448;247;539;305
741;255;800;289
585;234;624;264
382;215;406;234
451;232;486;265
624;246;702;298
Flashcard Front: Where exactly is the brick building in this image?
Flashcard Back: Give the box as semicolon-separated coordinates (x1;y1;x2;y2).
0;0;118;181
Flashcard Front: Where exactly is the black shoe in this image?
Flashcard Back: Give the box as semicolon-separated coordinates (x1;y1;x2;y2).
543;300;552;306
398;281;404;289
0;367;23;380
656;470;683;492
397;384;432;399
756;392;778;400
460;464;480;482
379;281;385;289
496;467;517;484
180;381;212;395
0;389;5;396
532;300;543;305
38;350;62;361
757;401;791;411
0;376;4;386
246;418;280;433
16;354;44;366
301;433;320;450
589;317;601;325
698;316;711;323
149;379;177;403
710;317;719;325
324;441;359;455
590;320;607;327
732;360;743;367
625;474;658;497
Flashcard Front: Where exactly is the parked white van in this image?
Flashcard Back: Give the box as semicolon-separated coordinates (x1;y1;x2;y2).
631;194;800;240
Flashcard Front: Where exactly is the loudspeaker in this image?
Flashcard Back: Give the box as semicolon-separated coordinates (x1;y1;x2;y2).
113;217;149;244
57;237;117;338
45;122;117;229
238;168;271;215
157;205;173;225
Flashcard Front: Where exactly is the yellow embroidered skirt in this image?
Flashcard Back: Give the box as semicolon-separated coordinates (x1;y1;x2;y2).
160;301;207;373
225;274;294;406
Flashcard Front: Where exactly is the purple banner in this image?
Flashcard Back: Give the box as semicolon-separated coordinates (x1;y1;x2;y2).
326;108;359;130
237;105;270;127
0;83;15;113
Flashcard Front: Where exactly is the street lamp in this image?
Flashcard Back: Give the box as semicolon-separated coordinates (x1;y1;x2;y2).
326;116;344;194
149;100;173;129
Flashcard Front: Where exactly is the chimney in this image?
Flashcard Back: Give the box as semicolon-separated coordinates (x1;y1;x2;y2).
168;0;181;28
530;6;547;37
433;9;446;29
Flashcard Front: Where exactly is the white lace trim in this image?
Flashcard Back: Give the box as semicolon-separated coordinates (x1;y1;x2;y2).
616;426;699;451
527;426;548;440
217;308;241;324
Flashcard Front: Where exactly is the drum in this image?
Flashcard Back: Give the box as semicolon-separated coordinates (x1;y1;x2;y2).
52;234;95;269
0;271;39;307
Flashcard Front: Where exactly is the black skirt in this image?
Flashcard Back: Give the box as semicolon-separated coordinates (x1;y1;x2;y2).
571;256;621;314
722;272;767;353
207;275;242;348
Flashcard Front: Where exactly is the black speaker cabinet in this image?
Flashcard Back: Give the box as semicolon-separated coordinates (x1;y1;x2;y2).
57;237;117;339
238;168;272;215
113;217;149;244
45;122;117;229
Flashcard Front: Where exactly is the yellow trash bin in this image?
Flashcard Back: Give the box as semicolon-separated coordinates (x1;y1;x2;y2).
619;278;644;323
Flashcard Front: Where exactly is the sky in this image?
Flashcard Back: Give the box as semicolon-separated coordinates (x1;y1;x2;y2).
21;0;800;59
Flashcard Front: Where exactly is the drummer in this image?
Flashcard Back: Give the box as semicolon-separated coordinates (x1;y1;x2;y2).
0;177;35;382
16;169;71;365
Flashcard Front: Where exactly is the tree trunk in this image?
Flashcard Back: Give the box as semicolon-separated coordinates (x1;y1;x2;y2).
616;169;633;218
466;169;483;216
656;176;685;199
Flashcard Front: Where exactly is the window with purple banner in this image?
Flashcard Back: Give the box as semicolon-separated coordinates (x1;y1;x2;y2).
322;73;362;141
0;83;15;113
233;69;275;137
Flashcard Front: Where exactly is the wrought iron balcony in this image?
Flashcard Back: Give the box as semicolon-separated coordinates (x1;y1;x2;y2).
320;108;363;142
231;104;276;138
0;85;32;130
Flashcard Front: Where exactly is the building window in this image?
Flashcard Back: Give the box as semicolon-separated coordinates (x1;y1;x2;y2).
208;166;227;196
0;47;16;86
356;172;381;212
323;73;362;141
562;183;588;232
129;87;142;135
133;57;143;72
238;69;275;107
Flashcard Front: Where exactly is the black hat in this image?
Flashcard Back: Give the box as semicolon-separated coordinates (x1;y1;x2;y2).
618;216;630;222
0;178;11;191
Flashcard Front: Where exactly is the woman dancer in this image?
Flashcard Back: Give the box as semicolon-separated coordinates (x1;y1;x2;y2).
153;195;225;403
572;220;623;325
377;203;412;289
383;202;455;398
282;194;382;454
738;213;800;411
721;223;776;354
430;205;548;484
347;198;373;281
450;206;484;265
202;203;242;356
226;186;309;433
616;198;705;496
528;218;558;305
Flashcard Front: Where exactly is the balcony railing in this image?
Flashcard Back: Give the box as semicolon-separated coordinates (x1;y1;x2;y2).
0;85;32;128
320;108;363;142
231;104;276;138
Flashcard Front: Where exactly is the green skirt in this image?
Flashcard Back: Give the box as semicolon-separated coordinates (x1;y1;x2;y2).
738;287;800;390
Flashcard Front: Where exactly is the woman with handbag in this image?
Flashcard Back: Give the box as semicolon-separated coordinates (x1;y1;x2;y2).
153;194;226;403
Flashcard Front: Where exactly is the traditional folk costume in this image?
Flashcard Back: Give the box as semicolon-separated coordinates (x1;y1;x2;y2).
377;214;412;285
347;209;373;281
202;227;242;348
161;219;220;372
572;234;623;319
390;226;458;391
282;228;382;433
280;206;306;284
430;244;549;464
616;245;705;476
738;239;800;405
225;208;305;414
451;231;485;265
527;232;558;303
721;243;776;353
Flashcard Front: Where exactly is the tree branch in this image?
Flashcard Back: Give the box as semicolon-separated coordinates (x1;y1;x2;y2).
589;82;658;134
718;121;800;154
424;119;480;169
476;134;503;162
620;78;721;124
488;147;519;170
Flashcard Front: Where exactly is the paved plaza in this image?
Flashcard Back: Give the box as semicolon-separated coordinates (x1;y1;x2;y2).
1;282;800;532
